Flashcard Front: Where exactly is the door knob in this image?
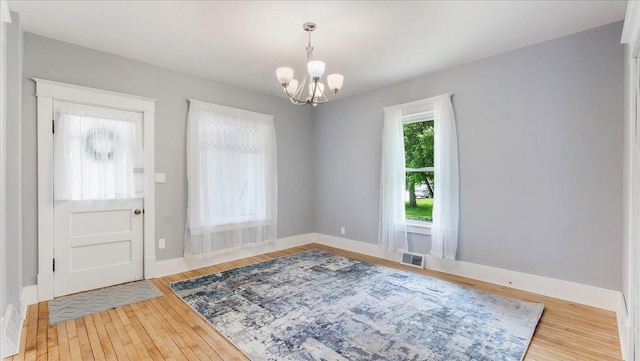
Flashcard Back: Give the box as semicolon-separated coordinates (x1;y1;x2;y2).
134;209;142;215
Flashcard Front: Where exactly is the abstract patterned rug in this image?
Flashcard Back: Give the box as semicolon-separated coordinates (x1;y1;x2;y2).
171;250;543;361
49;280;162;325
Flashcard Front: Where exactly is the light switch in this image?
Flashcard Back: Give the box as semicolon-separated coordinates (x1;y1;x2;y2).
154;173;166;183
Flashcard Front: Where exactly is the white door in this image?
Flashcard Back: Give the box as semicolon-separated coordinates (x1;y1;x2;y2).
53;101;145;297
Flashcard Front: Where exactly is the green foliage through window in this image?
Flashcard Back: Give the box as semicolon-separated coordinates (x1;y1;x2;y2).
405;198;433;222
404;120;434;222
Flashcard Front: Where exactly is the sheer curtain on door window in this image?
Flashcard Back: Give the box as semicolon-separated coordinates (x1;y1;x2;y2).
185;99;277;258
54;104;145;201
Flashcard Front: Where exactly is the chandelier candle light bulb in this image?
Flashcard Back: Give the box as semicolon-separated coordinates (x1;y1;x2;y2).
287;79;299;96
309;82;325;99
276;67;294;85
276;22;344;106
307;60;325;80
327;74;344;92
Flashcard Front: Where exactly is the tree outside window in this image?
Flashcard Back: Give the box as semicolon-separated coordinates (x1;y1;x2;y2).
404;120;434;222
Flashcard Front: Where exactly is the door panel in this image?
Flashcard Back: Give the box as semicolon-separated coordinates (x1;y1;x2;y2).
70;209;131;236
70;240;132;271
54;199;143;297
52;100;145;297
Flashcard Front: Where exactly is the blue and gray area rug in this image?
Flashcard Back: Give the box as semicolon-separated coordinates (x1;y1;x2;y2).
171;250;543;361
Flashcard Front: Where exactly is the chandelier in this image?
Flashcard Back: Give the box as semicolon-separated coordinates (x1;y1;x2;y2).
276;22;344;107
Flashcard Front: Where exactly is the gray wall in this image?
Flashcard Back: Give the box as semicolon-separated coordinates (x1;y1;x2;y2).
6;12;22;310
22;33;315;286
313;22;624;290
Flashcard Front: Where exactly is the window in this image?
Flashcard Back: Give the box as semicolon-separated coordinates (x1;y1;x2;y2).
403;115;434;223
379;93;458;258
185;99;277;257
54;103;145;201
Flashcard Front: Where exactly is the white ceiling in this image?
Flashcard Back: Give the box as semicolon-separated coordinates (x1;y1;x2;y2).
8;1;628;98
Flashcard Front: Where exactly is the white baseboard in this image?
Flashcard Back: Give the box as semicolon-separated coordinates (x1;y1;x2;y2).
20;285;38;317
20;233;626;312
312;233;621;312
618;292;631;360
22;231;623;312
313;233;401;261
156;232;620;312
154;233;315;278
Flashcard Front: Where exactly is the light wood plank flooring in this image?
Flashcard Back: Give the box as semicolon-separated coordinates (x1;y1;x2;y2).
5;243;622;360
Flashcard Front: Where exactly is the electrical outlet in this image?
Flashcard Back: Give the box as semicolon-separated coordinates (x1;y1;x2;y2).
154;173;166;183
340;227;346;235
158;238;165;249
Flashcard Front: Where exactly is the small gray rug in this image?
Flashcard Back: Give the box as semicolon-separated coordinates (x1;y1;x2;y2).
48;280;162;325
171;250;544;361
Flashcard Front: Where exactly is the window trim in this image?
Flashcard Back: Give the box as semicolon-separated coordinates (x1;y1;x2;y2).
403;111;434;124
406;219;432;235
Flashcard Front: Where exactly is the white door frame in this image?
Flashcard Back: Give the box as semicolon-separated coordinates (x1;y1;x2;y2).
0;0;10;330
623;3;640;359
35;78;157;301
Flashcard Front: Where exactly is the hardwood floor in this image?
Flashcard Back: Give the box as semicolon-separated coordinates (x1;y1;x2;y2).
5;243;622;361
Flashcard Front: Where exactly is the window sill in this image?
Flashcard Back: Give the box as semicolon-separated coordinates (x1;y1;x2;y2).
406;221;432;236
195;218;272;234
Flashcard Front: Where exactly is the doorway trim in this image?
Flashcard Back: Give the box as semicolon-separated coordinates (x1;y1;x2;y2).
35;78;157;301
622;3;640;359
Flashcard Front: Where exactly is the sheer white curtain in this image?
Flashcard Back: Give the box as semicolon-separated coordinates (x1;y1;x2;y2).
431;93;459;259
378;106;408;252
185;99;277;258
54;107;144;200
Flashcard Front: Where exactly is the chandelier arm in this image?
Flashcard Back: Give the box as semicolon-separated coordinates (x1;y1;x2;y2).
295;74;309;101
312;85;328;105
288;97;310;105
280;86;306;105
289;95;310;105
311;81;319;103
314;91;338;104
282;86;311;105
